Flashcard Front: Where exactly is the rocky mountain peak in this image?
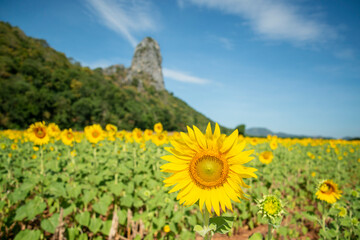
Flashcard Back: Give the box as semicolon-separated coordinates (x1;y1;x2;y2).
125;37;164;91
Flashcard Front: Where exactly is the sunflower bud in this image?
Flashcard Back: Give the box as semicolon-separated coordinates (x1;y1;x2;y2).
257;194;284;228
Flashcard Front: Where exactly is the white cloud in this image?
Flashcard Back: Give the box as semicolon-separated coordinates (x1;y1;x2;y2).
163;68;211;84
86;0;158;47
183;0;336;43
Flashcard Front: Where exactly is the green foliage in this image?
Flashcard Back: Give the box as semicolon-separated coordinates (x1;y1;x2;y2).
0;21;223;132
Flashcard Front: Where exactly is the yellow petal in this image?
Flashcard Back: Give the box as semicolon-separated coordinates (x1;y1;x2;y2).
223;182;240;203
160;163;189;172
193;125;207;149
180;132;198;151
168;178;191;193
220;129;238;153
214;123;221;139
186;126;196;141
161;154;190;163
205;123;212;138
211;188;220;216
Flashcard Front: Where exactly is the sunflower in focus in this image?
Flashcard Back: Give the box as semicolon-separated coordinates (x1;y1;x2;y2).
61;129;75;146
85;124;105;144
161;123;257;216
154;122;163;134
316;179;342;204
28;121;50;146
259;151;273;164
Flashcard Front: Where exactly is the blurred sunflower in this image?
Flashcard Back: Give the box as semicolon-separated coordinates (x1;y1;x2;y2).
161;123;257;216
106;124;117;141
48;123;61;140
144;129;153;141
270;139;278;150
259;151;273;164
316;179;342;204
61;129;75;146
28;121;50;146
85;124;105;144
152;132;167;146
154;122;163;134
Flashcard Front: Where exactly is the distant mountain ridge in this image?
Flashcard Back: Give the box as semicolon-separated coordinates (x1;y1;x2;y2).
246;127;333;139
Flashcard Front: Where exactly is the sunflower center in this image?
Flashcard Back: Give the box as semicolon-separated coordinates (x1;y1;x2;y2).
92;130;100;138
263;152;271;159
34;127;46;138
190;154;228;188
264;200;279;215
320;183;332;193
67;132;73;140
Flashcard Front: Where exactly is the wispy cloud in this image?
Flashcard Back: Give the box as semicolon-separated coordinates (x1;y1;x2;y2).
85;0;158;47
80;58;131;69
181;0;336;44
217;37;234;50
334;48;355;60
163;68;211;84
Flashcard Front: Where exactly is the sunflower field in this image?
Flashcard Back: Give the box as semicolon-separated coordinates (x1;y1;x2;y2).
0;122;359;240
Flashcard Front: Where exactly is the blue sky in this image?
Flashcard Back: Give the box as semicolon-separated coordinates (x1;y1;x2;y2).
1;0;359;138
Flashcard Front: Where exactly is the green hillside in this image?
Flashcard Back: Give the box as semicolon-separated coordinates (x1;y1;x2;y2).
0;21;225;132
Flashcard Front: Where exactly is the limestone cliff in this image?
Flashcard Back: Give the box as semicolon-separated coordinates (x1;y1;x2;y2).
125;37;165;91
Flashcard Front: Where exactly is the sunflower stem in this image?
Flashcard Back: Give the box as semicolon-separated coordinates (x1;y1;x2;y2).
93;146;97;169
202;208;211;240
40;145;44;176
267;224;272;240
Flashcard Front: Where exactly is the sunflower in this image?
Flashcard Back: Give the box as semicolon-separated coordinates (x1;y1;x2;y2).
48;123;61;140
152;132;167;146
61;129;75;146
316;179;342;204
28;121;50;146
106;124;117;141
144;129;153;141
259;151;273;164
161;123;257;216
270;139;278;150
154;122;163;134
85;124;105;144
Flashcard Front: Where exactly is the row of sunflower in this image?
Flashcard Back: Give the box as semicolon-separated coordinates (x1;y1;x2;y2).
0;122;359;239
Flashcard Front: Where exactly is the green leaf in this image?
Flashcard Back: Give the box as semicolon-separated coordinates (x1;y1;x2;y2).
248;232;263;240
67;228;79;240
47;182;67;197
101;220;112;236
209;216;234;234
108;183;124;196
14;230;41;240
194;225;205;237
121;195;133;208
118;209;127;225
9;188;29;203
63;204;76;217
82;190;97;206
25;196;47;220
41;213;59;234
89;217;103;234
14;205;27;221
78;233;88;240
66;184;82;199
75;211;90;227
92;195;112;215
